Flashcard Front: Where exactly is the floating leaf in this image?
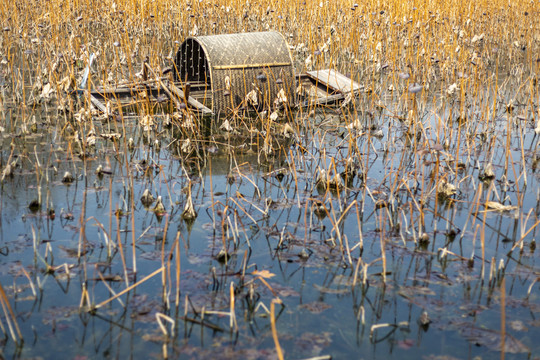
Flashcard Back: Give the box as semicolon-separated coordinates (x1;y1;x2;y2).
299;301;332;314
42;306;79;325
313;283;349;294
456;322;530;353
129;294;162;322
273;283;300;297
140;251;163;261
58;245;88;258
397;338;415;350
398;286;436;299
295;331;332;355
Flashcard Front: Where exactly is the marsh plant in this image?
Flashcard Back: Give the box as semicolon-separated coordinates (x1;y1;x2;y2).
0;0;539;359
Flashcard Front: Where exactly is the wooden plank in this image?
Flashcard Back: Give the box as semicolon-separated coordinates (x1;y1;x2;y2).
296;93;345;108
90;94;108;113
94;78;163;91
306;69;361;94
79;90;108;113
92;85;166;104
169;82;213;115
91;87;148;100
145;63;212;115
144;63;183;109
298;77;329;98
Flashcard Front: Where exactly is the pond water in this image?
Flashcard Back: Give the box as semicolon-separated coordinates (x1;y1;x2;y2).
0;73;539;360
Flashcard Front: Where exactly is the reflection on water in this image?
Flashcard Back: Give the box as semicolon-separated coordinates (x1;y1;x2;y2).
1;76;539;360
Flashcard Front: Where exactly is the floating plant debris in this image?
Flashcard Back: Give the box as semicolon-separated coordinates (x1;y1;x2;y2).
456;323;530;353
0;1;538;359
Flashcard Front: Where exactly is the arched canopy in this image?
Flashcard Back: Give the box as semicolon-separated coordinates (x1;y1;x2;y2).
175;31;295;116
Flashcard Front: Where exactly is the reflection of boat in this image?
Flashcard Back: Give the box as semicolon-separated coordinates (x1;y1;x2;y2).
89;31;361;125
166;133;291;176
